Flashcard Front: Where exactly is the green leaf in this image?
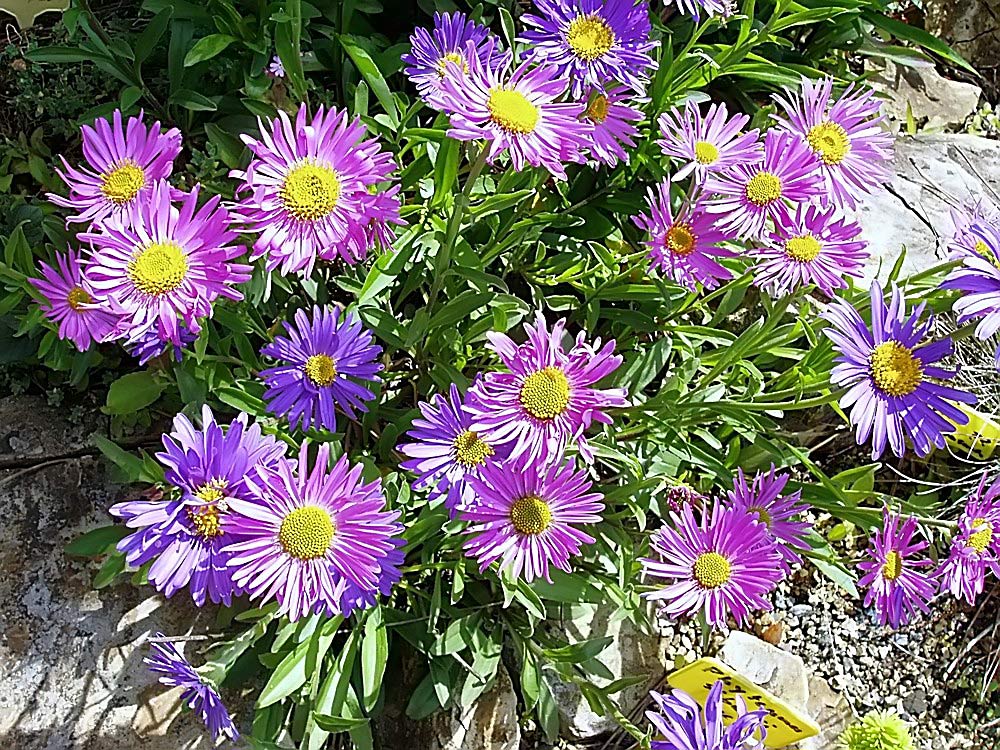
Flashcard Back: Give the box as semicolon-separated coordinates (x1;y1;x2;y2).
90;434;144;482
170;89;218;111
93;551;127;589
136;6;173;64
863;10;976;74
313;714;370;732
339;34;399;126
360;608;388;711
105;371;165;414
258;622;336;708
274;0;307;100
205;123;246;168
65;525;129;557
183;34;237;66
26;46;111;64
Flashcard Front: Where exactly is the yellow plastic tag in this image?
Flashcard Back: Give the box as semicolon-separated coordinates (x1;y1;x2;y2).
666;658;820;748
947;403;1000;459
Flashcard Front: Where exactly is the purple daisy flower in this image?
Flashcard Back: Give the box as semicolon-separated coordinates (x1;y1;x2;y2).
772;76;894;210
579;85;642;167
402;11;503;109
145;635;239;743
47;109;181;226
941;222;1000;367
946;201;1000;259
398;382;507;517
857;508;935;629
259;306;382;433
822;283;976;459
462;454;605;582
519;0;657;97
642;500;784;628
225;444;403;622
936;473;1000;605
466;314;627;464
29;248;116;351
333;541;406;617
81;181;250;347
109;406;287;606
125;323;198;365
266;54;285;78
632;178;736;291
751;203;868;297
647;681;767;750
726;465;812;573
437;39;590;179
705;129;823;239
656;100;761;183
231;104;402;276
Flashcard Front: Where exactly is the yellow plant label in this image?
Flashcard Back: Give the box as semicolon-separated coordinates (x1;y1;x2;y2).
666;658;820;748
947;403;1000;459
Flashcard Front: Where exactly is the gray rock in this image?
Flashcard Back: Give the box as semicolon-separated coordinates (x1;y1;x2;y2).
925;0;1000;76
718;631;810;710
868;59;982;131
799;674;855;750
903;688;929;715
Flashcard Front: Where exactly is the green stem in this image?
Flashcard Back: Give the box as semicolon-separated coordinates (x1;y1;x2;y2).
724;391;839;411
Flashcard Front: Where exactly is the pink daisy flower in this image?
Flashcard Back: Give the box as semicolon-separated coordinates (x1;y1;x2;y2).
656;100;761;183
579;85;642;167
30;248;116;351
936;473;1000;605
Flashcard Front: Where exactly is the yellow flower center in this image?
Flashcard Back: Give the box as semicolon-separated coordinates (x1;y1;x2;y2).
975;240;990;256
967;518;993;554
67;286;91;312
279;506;335;560
694;141;720;165
806;121;851;165
488;88;539;134
303;354;337;387
194;480;228;504
747;506;773;527
586;94;609;124
785;233;822;262
666;223;696;256
519;366;570;420
882;550;903;581
869;341;923;397
281;161;341;222
745;172;783;206
100;160;145;205
453;430;493;468
693;551;731;588
436;51;468;78
566;14;615;61
128;242;188;297
187;505;223;539
510;494;553;535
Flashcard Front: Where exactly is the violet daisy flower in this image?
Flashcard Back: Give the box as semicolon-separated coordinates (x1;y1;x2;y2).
940;222;1000;367
726;465;811;573
231;104;402;275
145;635;239;743
259;306;382;433
29;248;116;351
647;681;767;750
936;473;1000;605
398;382;507;517
81;181;250;347
857;508;935;629
519;0;657;97
642;500;784;628
437;39;590;179
772;76;894;209
705;129;823;239
946;201;1000;259
225;444;403;622
462;454;605;582
751;203;868;297
466;313;627;464
402;11;503;109
632;178;736;291
110;406;287;606
47;109;181;226
125;323;198;365
822;282;976;459
656;100;761;182
579;85;642;167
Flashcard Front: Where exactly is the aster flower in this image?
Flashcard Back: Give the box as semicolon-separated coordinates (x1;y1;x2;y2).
726;465;811;573
266;55;285;78
822;283;976;459
231;104;402;275
225;444;403;622
857;508;935;629
656;100;761;182
81;181;250;347
578;85;642;167
936;473;1000;605
47;109;181;226
462;454;604;582
751;203;868;297
109;406;287;606
466;313;627;464
145;635;239;743
519;0;657;97
437;39;590;179
632;178;736;291
29;248;116;351
647;681;767;750
334;541;406;617
259;306;382;433
643;500;784;628
402;11;503;109
772;76;894;209
705;129;823;239
940;222;1000;367
126;323;198;365
946;201;1000;259
398;382;507;516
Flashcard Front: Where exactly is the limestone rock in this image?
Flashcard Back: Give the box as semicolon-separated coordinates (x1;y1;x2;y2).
868;59;981;131
925;0;1000;78
799;674;855;750
718;630;810;710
